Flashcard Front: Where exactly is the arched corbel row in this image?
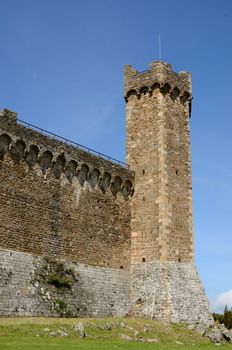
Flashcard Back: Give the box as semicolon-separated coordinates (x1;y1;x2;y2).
125;81;192;105
64;160;77;182
160;83;171;95
151;82;160;91
26;145;39;168
124;89;137;103
89;168;100;189
99;172;111;194
10;139;26;164
39;150;53;174
139;86;150;96
0;133;134;200
0;134;11;160
180;91;191;104
122;180;133;200
52;154;66;179
170;87;181;100
77;164;89;186
110;175;122;196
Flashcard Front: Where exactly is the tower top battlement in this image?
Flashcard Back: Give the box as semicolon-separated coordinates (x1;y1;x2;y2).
124;61;192;103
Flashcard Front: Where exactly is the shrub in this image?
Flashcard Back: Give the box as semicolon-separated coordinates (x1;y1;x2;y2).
53;299;67;313
47;272;73;289
212;312;224;324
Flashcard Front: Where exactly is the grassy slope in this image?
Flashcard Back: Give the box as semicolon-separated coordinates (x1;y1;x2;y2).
0;317;231;350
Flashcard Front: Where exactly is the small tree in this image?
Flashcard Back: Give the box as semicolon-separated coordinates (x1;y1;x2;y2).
224;305;232;329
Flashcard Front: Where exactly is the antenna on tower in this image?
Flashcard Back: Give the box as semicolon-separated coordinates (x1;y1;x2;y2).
158;34;162;61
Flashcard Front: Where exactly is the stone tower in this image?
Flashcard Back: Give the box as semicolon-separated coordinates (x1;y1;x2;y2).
125;61;212;324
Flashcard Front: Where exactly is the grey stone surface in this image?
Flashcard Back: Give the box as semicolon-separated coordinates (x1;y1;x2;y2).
130;261;213;325
0;248;129;317
218;324;232;343
0;248;212;326
206;325;223;343
195;323;207;336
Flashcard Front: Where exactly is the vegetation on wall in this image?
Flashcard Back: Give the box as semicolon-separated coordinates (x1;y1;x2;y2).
45;259;77;290
47;271;74;289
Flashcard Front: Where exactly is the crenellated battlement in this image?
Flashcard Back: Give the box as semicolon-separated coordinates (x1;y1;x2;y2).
0;109;134;200
124;61;192;109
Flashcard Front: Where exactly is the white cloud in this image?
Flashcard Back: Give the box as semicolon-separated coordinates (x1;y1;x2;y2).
210;289;232;313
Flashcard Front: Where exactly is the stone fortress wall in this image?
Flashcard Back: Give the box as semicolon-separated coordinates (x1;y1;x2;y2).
0;61;213;325
0;109;133;316
0;109;133;269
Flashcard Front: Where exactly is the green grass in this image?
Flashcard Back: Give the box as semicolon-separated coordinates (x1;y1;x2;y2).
0;337;231;350
0;317;231;350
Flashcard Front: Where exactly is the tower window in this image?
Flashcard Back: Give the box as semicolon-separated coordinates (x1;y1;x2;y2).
142;258;146;262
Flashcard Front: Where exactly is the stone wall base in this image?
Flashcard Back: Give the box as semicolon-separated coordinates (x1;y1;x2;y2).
130;261;213;325
0;249;212;325
0;249;129;317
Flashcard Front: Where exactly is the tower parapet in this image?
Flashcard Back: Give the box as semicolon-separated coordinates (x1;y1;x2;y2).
124;61;192;108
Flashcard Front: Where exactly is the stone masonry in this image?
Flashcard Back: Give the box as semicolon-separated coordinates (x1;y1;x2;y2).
125;61;212;324
0;60;212;324
0;110;133;270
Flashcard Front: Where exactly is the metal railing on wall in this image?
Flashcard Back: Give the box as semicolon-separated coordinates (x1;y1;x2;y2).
17;119;129;168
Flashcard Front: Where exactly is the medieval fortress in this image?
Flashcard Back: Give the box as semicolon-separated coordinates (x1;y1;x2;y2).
0;60;212;324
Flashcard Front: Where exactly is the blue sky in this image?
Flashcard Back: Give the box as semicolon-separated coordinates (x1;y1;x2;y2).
0;0;231;311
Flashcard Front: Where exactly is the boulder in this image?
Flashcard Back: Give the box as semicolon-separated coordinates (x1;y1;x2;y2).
146;338;158;343
218;324;232;343
121;334;133;341
195;323;206;336
57;329;68;337
50;331;57;337
205;325;223;343
74;322;86;338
